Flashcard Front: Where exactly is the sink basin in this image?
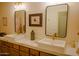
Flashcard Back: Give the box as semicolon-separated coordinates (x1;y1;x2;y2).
4;34;25;41
5;34;25;39
37;38;66;53
17;39;38;47
4;34;38;47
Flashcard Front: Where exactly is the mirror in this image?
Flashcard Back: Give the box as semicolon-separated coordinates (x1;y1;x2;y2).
15;10;26;34
45;4;68;38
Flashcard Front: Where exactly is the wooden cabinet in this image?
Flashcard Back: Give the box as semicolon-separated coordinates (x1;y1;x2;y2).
0;40;2;53
0;40;1;47
10;48;19;56
0;41;19;56
9;43;19;56
40;51;56;56
0;40;57;56
0;41;10;56
20;51;29;56
19;46;29;56
6;42;13;48
40;52;50;56
13;44;19;50
0;49;1;53
1;46;9;53
30;49;39;56
0;40;2;55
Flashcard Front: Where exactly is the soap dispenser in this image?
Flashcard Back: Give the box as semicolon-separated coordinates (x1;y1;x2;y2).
31;30;35;40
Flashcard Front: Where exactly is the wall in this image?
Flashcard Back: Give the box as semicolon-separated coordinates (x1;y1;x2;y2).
0;2;79;47
66;3;79;47
0;3;14;33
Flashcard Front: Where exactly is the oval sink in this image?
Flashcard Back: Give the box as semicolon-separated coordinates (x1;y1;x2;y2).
4;34;38;47
36;38;66;53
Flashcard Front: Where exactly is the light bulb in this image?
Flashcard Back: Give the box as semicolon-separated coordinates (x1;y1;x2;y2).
14;2;26;11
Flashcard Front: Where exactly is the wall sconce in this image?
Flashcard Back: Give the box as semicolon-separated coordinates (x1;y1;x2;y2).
14;2;26;11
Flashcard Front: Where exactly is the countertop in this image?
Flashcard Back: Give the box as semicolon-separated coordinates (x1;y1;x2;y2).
0;36;78;56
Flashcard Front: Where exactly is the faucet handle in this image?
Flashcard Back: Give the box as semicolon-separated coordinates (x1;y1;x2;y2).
51;33;58;39
53;33;59;37
22;25;26;33
52;33;56;37
49;33;60;40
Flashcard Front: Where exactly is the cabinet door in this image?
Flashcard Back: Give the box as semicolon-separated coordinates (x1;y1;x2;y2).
2;46;9;53
10;48;19;56
1;41;9;52
40;52;56;56
0;40;1;47
8;42;19;56
13;44;19;50
30;49;39;56
20;51;29;56
20;46;29;56
1;41;8;46
0;40;2;55
1;45;10;56
0;40;2;53
6;42;13;48
0;49;1;53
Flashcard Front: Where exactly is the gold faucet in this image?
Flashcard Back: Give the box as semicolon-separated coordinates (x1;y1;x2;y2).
22;25;26;33
52;33;56;39
49;33;59;40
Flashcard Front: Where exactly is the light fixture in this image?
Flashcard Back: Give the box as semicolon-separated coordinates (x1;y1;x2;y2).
14;2;26;11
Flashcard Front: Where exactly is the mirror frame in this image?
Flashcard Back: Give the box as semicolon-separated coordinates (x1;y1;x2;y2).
14;10;26;33
45;4;68;38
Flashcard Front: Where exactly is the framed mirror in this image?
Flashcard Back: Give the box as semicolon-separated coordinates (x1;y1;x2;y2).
15;10;26;33
45;4;68;38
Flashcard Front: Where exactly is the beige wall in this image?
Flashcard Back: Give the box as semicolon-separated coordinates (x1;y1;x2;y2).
0;3;14;33
0;2;79;47
66;3;79;47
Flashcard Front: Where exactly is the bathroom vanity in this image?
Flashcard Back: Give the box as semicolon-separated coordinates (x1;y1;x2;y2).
0;34;69;56
0;37;56;56
0;34;79;56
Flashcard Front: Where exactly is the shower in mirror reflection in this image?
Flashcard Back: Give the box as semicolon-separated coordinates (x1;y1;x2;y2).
15;10;26;34
45;4;68;38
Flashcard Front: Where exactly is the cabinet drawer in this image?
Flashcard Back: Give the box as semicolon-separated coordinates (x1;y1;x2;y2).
8;42;13;48
40;52;56;56
2;41;13;47
0;49;1;53
0;41;1;47
30;54;36;56
0;46;2;53
1;41;9;47
20;46;29;53
40;52;51;56
30;49;39;56
1;46;8;52
13;44;19;50
20;51;29;56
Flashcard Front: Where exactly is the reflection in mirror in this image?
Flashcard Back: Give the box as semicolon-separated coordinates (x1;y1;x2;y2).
45;4;68;38
15;10;26;34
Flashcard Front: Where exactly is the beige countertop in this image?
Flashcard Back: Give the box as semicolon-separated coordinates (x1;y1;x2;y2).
0;36;78;56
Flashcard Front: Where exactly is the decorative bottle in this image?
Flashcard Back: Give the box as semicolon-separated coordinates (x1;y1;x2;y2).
31;30;35;40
